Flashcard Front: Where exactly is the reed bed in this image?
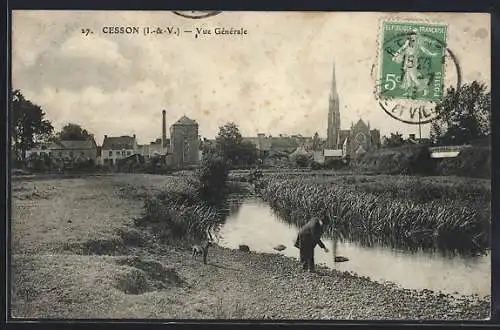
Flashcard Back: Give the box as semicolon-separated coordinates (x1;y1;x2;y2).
136;155;231;245
298;174;491;204
259;176;490;253
135;177;223;245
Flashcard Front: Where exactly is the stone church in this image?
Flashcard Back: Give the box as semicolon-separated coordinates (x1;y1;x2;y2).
326;62;381;158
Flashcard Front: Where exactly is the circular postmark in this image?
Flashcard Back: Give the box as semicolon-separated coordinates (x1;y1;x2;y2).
374;26;461;125
172;11;222;19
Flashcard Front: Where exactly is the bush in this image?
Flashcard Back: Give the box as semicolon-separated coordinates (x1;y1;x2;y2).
310;161;323;170
291;154;310;168
324;158;347;170
196;152;230;204
137;187;220;244
138;153;231;244
352;145;436;175
436;147;491;178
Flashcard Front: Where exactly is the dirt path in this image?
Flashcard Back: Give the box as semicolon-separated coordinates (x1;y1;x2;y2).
10;174;490;320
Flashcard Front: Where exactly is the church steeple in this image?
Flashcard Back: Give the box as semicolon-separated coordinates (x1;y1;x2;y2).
327;60;341;149
330;61;338;96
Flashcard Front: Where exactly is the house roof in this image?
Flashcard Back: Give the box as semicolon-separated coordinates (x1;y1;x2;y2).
270;137;299;150
172;116;198;126
51;140;96;150
102;136;136;150
31;142;54;150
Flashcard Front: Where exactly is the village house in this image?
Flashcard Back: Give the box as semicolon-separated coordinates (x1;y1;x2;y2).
137;138;170;159
26;135;99;161
51;139;99;163
25;135;99;170
101;135;138;166
25;142;55;159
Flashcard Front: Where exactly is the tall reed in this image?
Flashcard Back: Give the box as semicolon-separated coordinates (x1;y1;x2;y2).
259;176;490;253
136;155;231;244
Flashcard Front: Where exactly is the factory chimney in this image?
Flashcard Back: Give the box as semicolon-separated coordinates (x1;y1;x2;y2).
162;110;167;148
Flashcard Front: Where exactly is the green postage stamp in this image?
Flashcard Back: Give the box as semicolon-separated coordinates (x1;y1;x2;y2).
378;21;448;102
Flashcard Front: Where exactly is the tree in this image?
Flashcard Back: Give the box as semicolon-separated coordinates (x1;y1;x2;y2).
383;132;405;147
431;81;491;145
195;152;229;205
312;132;320;151
236;141;259;166
57;123;92;141
215;122;258;167
11;90;54;161
292;154;310;168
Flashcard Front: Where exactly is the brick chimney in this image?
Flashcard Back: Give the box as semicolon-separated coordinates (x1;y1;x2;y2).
162;110;167;148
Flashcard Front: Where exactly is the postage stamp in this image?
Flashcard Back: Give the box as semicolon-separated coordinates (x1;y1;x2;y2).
9;10;490;321
378;21;448;102
374;20;460;125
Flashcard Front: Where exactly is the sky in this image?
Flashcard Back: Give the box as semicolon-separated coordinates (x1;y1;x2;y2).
12;11;491;145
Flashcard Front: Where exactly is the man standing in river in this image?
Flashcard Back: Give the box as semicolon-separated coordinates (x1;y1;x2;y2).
294;217;329;273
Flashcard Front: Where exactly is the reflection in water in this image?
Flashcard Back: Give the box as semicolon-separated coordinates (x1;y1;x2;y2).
216;198;490;297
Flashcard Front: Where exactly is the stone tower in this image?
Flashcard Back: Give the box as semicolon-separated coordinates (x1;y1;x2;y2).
170;115;199;168
327;61;341;149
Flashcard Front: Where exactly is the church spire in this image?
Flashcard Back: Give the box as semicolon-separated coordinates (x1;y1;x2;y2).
330;60;338;97
327;59;341;149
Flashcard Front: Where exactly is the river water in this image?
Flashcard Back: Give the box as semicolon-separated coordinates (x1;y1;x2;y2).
216;197;490;297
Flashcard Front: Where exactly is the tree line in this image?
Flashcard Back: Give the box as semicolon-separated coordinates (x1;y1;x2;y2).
382;81;491;148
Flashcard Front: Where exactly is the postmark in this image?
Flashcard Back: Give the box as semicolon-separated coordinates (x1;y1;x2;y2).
172;11;222;19
374;20;461;125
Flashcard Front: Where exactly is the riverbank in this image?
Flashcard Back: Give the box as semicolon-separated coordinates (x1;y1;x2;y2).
10;174;490;320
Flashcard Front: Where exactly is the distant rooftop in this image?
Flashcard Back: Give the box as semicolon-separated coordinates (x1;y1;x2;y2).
102;135;136;150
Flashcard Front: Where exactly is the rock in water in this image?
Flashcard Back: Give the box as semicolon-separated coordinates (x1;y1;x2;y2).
239;244;250;252
334;256;349;262
273;244;286;251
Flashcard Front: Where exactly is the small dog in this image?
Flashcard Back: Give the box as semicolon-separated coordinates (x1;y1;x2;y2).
192;240;213;264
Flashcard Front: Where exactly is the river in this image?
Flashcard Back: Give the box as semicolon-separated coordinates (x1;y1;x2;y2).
216;197;490;297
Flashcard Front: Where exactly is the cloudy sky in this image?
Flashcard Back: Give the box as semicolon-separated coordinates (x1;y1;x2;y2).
12;11;490;145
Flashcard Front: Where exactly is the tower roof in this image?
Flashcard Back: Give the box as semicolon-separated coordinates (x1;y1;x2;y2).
173;115;198;126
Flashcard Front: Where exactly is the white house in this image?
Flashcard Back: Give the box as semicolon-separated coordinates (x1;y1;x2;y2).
101;135;138;166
